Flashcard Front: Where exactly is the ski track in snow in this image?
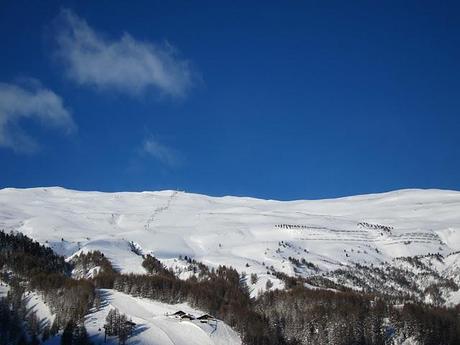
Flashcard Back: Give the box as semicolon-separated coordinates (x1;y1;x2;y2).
1;187;460;298
2;187;460;343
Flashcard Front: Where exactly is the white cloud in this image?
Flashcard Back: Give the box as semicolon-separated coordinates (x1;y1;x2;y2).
54;9;194;97
143;136;181;167
0;82;75;152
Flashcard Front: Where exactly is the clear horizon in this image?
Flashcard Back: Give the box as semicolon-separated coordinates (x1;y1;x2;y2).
1;185;459;202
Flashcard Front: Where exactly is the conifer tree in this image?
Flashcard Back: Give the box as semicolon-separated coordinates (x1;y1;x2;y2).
61;320;75;345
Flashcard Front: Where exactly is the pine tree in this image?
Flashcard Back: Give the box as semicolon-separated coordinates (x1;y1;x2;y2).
30;334;40;345
105;309;113;336
17;335;28;345
73;323;90;345
61;320;75;345
94;294;101;311
42;324;51;342
26;311;40;338
50;318;60;336
118;314;128;345
266;279;273;290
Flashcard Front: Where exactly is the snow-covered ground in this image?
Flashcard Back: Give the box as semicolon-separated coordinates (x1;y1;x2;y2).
1;187;460;296
24;291;55;330
85;289;241;345
0;281;55;340
0;279;241;345
0;281;9;297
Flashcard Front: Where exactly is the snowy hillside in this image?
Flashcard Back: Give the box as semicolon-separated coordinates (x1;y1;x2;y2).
0;280;241;345
84;289;241;345
1;187;460;300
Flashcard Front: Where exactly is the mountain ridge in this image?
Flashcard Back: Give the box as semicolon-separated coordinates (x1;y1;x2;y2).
1;186;460;305
2;185;459;201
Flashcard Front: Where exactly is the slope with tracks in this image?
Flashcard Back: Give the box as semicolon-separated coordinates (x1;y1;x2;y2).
1;187;459;300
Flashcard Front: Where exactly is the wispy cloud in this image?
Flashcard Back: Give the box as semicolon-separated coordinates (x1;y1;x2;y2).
54;9;194;97
143;136;181;167
0;81;75;152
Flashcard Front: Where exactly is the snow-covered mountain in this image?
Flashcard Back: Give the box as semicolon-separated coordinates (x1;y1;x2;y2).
1;187;460;304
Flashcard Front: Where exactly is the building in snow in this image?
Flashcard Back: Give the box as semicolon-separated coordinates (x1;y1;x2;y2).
197;314;215;323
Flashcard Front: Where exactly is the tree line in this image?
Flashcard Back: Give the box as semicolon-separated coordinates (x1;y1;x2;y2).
2;230;460;345
0;231;93;344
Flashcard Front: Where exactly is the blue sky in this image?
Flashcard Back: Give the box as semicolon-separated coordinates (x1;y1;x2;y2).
1;1;459;200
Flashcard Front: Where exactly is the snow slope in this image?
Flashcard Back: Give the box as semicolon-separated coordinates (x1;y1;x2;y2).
1;277;240;345
1;187;460;296
24;291;55;330
0;281;55;339
85;289;241;345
